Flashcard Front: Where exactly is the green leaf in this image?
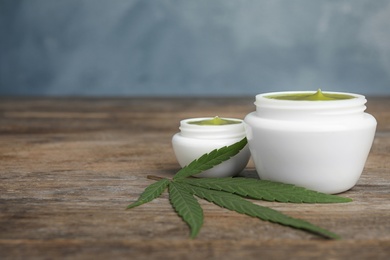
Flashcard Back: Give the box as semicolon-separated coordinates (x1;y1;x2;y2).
127;137;349;239
173;137;248;180
127;178;170;209
179;177;352;203
181;182;340;239
169;181;203;238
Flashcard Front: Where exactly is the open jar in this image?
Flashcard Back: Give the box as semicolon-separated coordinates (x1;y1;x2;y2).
244;90;377;194
172;117;250;178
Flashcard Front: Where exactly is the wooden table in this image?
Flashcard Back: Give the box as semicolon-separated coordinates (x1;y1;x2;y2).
1;97;389;259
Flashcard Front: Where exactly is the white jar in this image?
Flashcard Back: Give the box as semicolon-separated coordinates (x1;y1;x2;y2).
244;91;377;194
172;117;250;178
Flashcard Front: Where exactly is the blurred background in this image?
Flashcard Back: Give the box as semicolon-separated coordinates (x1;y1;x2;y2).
1;0;389;97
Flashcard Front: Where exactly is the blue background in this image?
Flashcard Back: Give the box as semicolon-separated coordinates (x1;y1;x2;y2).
1;0;390;96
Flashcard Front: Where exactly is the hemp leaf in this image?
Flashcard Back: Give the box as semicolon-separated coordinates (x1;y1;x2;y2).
169;181;203;238
178;177;352;203
180;182;340;239
127;137;352;239
173;137;248;180
127;178;170;209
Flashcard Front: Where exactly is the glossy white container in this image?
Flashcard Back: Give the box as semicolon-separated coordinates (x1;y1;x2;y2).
244;91;377;194
172;117;250;178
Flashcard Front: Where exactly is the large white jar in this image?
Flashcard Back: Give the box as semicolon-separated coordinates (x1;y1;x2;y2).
244;91;377;194
172;117;250;178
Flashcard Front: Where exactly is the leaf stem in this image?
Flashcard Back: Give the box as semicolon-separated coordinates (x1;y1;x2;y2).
147;175;168;181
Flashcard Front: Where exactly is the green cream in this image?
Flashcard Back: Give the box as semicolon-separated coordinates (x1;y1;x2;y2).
188;116;241;125
266;89;355;101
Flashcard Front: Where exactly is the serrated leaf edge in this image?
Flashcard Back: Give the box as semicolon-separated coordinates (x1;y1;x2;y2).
178;177;352;204
169;181;204;238
127;178;170;209
173;137;247;180
179;182;341;239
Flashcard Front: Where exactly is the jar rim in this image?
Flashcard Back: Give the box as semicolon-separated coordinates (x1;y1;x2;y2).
179;117;245;139
255;91;366;109
181;117;243;126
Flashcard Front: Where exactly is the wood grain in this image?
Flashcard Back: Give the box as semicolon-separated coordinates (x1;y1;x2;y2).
0;97;389;259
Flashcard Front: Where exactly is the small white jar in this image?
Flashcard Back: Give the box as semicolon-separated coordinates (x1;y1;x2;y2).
172;117;250;178
244;91;377;194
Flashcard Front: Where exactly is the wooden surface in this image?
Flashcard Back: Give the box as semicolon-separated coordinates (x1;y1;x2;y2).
0;97;389;259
